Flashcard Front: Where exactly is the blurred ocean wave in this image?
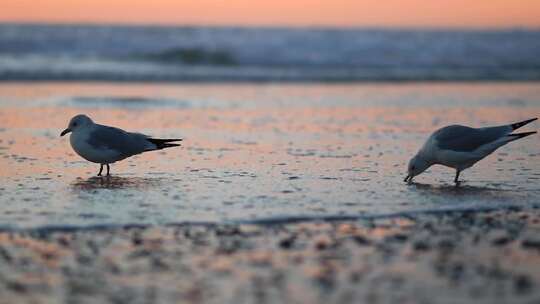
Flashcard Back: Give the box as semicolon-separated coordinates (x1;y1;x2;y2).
1;23;539;82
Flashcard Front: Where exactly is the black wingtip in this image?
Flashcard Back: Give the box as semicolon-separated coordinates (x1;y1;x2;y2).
508;131;537;141
147;138;183;150
511;118;538;130
153;138;182;142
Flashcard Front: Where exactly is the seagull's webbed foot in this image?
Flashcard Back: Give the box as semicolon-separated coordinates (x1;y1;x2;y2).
97;164;104;176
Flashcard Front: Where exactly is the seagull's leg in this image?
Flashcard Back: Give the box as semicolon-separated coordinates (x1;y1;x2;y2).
97;164;103;176
454;170;461;185
106;164;110;176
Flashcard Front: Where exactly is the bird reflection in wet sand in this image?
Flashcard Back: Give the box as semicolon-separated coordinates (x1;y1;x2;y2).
411;182;515;194
71;176;163;190
405;118;537;185
61;114;183;176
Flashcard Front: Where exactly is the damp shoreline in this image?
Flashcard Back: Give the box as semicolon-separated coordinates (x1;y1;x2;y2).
1;207;539;303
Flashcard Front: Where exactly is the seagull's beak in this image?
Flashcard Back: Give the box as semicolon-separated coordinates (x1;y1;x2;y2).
60;128;71;137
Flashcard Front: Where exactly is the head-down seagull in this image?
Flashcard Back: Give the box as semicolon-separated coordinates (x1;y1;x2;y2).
61;114;182;176
405;118;537;184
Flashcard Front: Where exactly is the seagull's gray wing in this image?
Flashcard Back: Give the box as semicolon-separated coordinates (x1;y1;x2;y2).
433;125;511;152
87;124;154;156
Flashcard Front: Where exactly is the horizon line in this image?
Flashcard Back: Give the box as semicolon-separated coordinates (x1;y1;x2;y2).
1;21;540;31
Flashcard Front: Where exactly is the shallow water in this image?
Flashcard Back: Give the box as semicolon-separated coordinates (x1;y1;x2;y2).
0;82;539;229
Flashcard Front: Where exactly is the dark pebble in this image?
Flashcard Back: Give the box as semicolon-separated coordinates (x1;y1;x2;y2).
413;240;430;251
57;237;71;248
151;257;169;270
215;226;240;236
6;281;27;293
315;241;328;251
491;236;512;246
132;234;143;246
450;262;464;281
353;235;371;246
514;275;533;294
76;255;93;265
0;247;13;262
279;236;295;249
521;238;540;250
438;239;455;251
386;234;408;243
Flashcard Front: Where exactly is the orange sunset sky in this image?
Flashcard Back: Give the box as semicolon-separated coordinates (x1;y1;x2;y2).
1;0;540;28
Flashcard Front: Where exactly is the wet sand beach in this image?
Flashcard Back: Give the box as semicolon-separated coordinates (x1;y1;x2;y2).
1;208;540;304
1;81;539;303
1;82;539;228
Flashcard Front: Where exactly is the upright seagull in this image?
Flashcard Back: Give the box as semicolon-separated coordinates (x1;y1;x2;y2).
61;114;182;176
404;118;537;184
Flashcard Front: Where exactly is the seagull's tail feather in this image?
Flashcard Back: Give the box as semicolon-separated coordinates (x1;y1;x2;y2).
511;118;537;130
507;131;537;142
146;138;183;150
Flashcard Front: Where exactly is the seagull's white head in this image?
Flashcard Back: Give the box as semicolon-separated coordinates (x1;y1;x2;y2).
404;154;431;183
61;114;94;136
